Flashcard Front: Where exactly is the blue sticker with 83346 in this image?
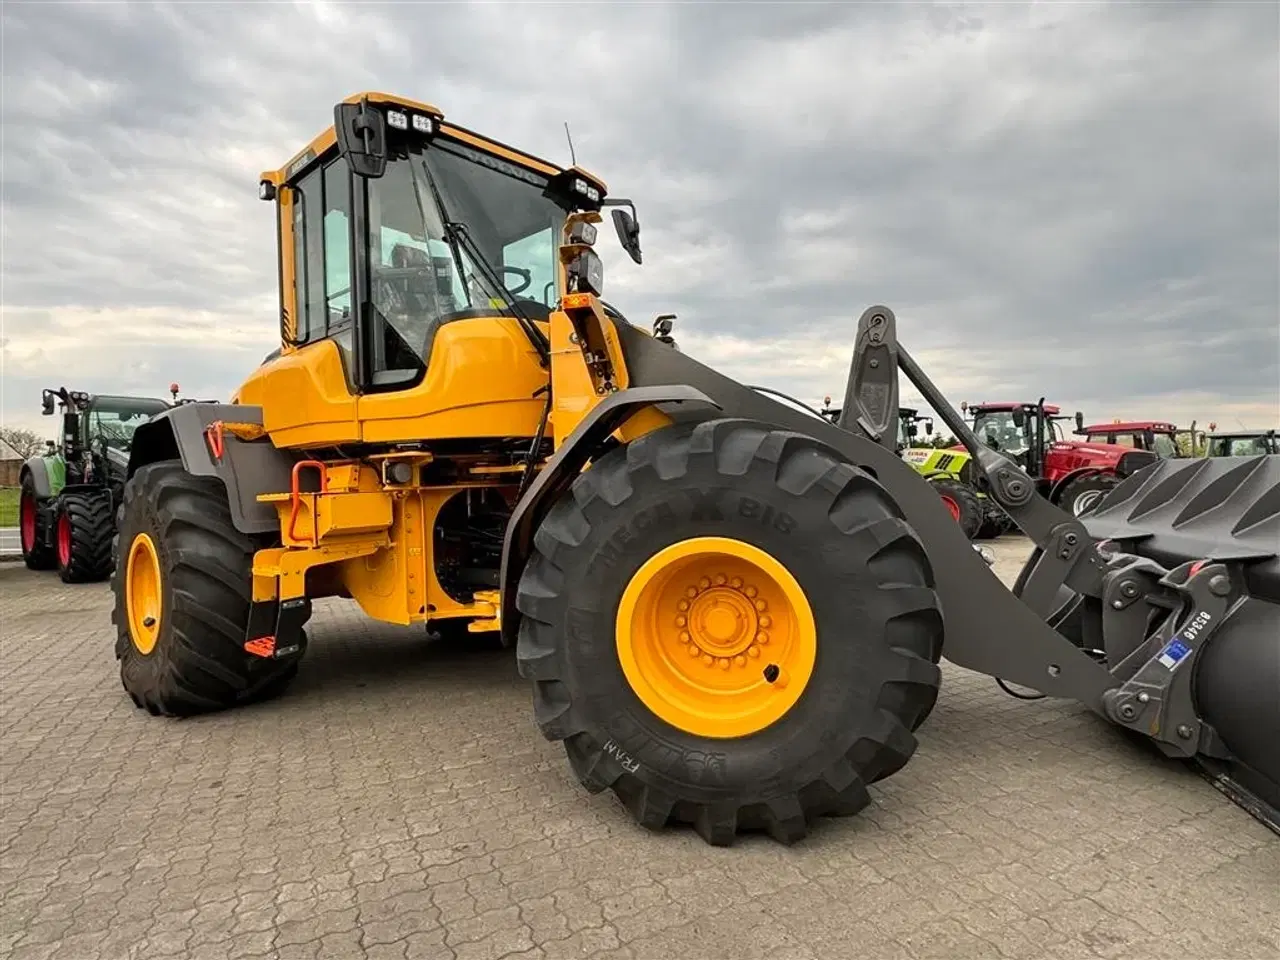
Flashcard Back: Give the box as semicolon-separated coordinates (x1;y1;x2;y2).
1158;638;1191;670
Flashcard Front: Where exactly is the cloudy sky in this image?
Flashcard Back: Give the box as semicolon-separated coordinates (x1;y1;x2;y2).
2;1;1277;439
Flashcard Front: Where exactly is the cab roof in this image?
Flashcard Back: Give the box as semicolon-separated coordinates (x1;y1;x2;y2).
969;402;1063;415
259;91;608;198
1081;421;1178;433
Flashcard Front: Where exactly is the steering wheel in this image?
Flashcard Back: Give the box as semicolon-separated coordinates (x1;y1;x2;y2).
503;266;532;296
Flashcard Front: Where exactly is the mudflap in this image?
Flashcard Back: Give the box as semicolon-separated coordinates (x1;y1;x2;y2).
1063;454;1280;835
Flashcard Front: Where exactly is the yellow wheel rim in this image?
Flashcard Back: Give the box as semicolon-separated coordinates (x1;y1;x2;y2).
615;536;817;739
125;533;163;655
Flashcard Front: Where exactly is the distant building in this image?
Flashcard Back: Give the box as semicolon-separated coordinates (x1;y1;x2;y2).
0;437;20;487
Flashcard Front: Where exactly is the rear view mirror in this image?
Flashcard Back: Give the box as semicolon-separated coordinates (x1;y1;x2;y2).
41;390;55;416
923;418;934;436
1075;411;1084;432
1012;409;1026;428
334;100;388;179
610;207;642;264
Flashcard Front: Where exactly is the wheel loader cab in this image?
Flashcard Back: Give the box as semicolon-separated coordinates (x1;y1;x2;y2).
234;93;612;448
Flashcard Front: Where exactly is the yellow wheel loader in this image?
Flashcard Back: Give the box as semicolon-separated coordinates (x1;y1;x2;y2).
112;93;1280;845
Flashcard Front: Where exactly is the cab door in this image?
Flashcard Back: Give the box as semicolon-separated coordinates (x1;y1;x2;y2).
242;157;360;447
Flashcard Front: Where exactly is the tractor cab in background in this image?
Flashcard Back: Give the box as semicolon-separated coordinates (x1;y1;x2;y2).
958;400;1162;517
1074;419;1183;459
1203;426;1278;457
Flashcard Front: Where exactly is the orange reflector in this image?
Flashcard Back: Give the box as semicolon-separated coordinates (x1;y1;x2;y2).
563;293;592;309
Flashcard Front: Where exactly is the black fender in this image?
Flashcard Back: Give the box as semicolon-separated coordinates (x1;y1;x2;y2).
127;403;295;535
19;458;53;499
1048;466;1110;504
499;313;1116;707
498;384;721;646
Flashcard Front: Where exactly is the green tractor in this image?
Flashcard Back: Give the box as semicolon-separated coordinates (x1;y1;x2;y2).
1203;425;1278;457
896;408;998;540
818;399;987;539
19;386;175;582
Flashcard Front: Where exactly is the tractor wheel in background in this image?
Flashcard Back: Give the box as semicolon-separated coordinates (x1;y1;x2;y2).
515;418;944;846
111;459;302;717
929;478;982;540
974;501;1012;540
19;475;56;571
1059;473;1121;517
56;490;115;583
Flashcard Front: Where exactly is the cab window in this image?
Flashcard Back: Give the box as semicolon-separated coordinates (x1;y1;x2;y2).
290;159;353;345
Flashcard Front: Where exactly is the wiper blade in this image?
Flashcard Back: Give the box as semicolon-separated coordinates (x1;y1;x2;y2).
417;159;550;365
410;168;471;310
445;220;550;365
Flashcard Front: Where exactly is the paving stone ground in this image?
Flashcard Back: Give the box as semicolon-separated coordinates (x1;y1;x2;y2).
1;536;1276;960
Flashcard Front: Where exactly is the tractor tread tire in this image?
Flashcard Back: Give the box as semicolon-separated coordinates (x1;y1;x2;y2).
1060;473;1121;518
929;478;982;540
19;476;57;571
57;490;115;583
515;418;943;847
112;459;301;717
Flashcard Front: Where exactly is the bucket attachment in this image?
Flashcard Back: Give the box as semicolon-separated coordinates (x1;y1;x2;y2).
1072;454;1280;832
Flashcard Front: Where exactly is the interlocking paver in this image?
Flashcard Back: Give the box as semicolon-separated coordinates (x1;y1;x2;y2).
2;537;1277;960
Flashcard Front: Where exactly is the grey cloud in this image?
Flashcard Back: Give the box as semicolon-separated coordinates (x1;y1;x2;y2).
1;1;1276;436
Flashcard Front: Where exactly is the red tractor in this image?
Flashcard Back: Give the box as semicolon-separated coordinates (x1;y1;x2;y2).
1074;419;1185;458
959;400;1176;517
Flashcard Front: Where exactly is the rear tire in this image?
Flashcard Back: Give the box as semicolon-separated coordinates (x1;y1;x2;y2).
1059;473;1120;517
19;475;56;571
112;459;301;717
515;418;944;846
56;490;115;583
930;478;982;539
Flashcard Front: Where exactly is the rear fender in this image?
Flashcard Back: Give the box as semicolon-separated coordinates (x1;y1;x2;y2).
128;404;294;535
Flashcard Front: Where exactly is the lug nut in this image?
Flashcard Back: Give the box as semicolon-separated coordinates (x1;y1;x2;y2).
1209;575;1231;597
1137;692;1150;704
763;664;780;683
143;616;156;628
1177;724;1193;740
1120;704;1137;720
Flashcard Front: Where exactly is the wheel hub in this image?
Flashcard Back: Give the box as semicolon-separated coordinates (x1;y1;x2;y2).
615;536;816;738
682;579;767;664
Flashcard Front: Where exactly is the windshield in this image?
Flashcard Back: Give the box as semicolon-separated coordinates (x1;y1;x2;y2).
364;140;565;383
1210;436;1273;456
1150;433;1178;458
88;398;169;451
972;410;1029;454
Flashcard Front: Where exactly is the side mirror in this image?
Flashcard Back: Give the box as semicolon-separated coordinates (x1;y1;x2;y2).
1012;409;1026;428
334;100;388;179
611;208;642;265
923;418;934;436
1075;411;1084;432
41;391;55;416
908;424;919;438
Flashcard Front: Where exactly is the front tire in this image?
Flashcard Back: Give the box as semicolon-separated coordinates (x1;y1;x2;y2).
19;475;56;570
112;459;301;716
515;418;944;846
56;489;115;583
